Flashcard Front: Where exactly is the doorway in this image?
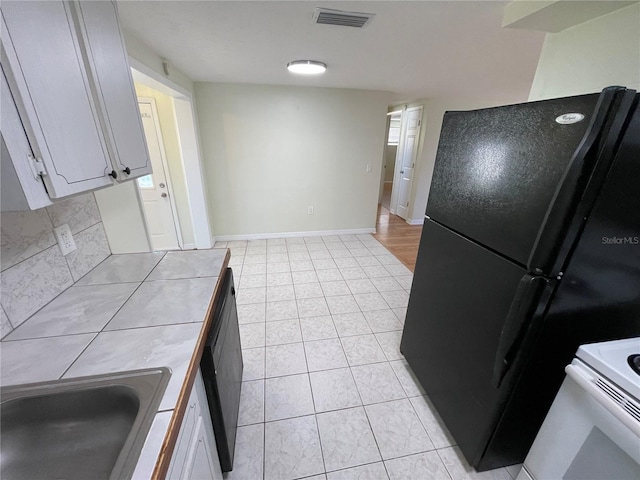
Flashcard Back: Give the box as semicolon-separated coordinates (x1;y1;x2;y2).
129;58;212;250
391;106;423;220
95;62;212;254
137;98;181;251
379;111;402;209
379;106;423;221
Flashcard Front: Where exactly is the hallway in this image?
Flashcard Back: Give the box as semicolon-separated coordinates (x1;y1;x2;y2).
373;205;423;272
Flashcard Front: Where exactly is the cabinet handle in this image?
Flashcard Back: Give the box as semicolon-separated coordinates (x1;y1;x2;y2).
108;170;118;179
123;166;131;175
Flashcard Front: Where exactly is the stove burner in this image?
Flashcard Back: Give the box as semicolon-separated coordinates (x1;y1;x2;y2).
627;354;640;376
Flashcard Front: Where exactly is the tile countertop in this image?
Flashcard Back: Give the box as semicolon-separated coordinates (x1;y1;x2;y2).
0;248;229;479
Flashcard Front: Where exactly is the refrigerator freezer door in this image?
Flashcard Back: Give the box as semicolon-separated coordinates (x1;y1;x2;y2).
427;93;600;267
400;219;552;468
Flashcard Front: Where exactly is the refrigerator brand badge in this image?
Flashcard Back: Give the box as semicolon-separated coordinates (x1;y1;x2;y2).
555;113;585;125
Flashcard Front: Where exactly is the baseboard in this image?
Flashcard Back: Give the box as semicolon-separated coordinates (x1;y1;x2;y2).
182;243;197;250
406;218;424;226
214;227;376;242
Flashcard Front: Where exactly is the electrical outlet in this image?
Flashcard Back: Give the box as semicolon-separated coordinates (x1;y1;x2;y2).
307;206;314;215
53;224;77;256
366;163;373;173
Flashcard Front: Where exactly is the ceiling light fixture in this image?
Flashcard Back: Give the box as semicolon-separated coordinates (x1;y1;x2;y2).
287;60;327;75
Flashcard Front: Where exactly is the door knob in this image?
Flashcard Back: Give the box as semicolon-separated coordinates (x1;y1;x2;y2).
161;193;167;198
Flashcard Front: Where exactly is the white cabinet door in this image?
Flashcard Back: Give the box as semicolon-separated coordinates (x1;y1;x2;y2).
0;66;52;211
182;417;219;480
75;1;152;180
1;1;114;198
168;370;223;480
167;389;199;480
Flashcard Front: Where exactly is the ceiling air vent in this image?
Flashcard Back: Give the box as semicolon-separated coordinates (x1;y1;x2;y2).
313;8;375;28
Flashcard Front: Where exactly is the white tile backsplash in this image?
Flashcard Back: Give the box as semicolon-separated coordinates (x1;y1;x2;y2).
65;222;111;281
0;305;12;339
0;193;110;337
0;245;74;327
46;193;102;234
0;209;57;271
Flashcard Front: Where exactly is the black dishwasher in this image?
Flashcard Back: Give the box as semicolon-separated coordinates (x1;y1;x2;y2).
200;268;243;472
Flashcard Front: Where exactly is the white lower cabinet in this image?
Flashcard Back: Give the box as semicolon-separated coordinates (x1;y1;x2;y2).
168;369;222;480
183;417;220;480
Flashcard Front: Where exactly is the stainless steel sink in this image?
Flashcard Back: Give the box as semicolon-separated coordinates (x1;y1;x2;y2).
1;368;171;480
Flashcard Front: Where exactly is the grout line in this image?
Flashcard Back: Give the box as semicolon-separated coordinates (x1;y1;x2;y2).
0;304;14;336
435;448;456;480
57;331;101;380
260;376;266;480
360;393;386;469
0;236;58;274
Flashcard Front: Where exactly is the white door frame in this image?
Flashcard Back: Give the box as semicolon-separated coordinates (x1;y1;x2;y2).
137;96;183;250
129;58;213;249
379;110;403;205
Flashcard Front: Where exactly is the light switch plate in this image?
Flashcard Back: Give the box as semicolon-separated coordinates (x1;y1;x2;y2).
53;224;77;256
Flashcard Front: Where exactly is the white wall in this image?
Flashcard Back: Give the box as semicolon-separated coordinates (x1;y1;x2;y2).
195;83;390;237
94;183;150;253
122;32;194;94
529;3;640;100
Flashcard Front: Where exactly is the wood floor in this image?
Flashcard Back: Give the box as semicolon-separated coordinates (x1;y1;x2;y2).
373;204;423;272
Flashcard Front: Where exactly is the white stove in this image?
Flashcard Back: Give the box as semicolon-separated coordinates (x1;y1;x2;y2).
577;337;640;402
518;337;640;480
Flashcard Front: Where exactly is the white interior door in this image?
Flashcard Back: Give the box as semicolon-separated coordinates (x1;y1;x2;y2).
394;106;423;220
137;99;180;251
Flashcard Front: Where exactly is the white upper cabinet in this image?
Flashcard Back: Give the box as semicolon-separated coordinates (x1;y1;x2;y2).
0;1;151;209
75;1;151;178
0;67;52;210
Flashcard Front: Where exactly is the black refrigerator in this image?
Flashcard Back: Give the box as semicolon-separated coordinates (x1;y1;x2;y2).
400;86;640;471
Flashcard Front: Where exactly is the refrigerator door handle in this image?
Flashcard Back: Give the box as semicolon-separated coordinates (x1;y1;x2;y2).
491;274;548;388
528;87;636;275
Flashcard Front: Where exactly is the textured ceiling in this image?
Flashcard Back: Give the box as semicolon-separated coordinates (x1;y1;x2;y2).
118;1;546;103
